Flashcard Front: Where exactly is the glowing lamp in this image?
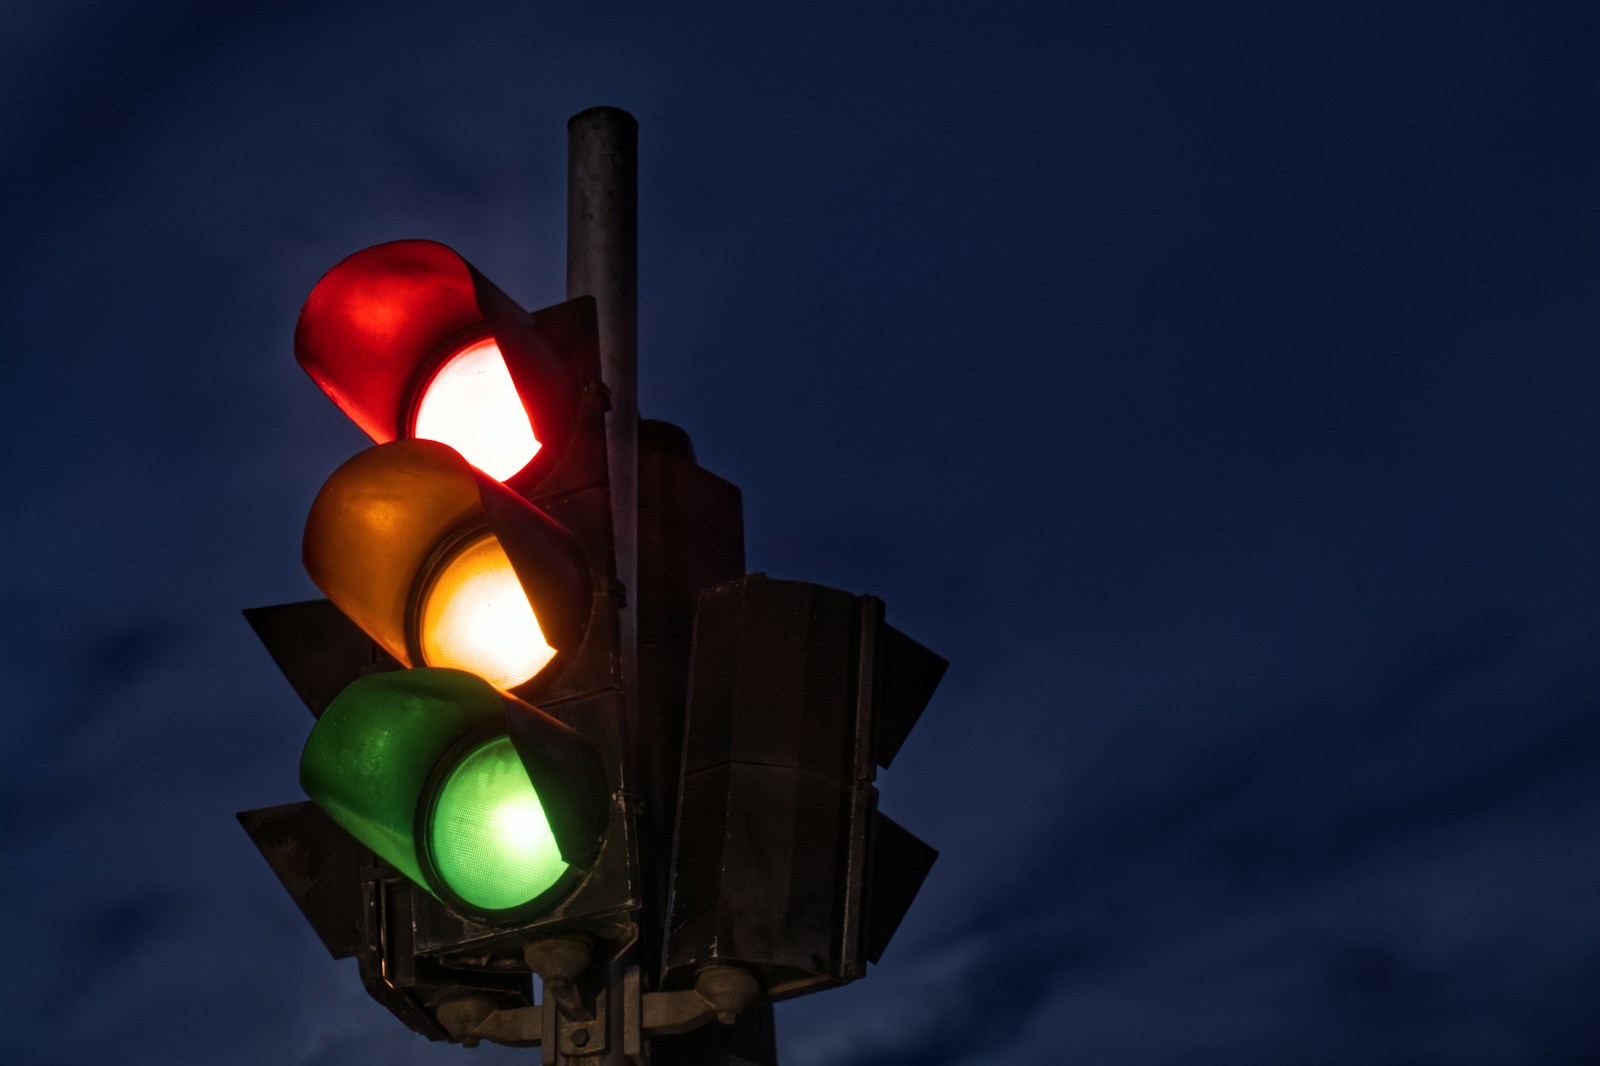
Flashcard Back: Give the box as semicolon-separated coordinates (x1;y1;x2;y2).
417;530;557;690
413;338;542;481
303;439;590;696
300;669;608;921
430;734;565;911
294;240;584;485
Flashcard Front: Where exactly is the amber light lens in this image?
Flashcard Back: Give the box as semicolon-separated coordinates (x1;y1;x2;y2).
417;532;557;690
413;338;541;481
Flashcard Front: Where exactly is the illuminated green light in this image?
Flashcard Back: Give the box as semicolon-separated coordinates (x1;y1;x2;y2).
302;668;599;922
429;735;567;911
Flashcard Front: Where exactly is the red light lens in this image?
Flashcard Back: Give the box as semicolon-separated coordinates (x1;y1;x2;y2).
413;339;541;481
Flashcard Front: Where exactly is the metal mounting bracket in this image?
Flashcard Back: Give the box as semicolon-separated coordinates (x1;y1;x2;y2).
435;938;761;1060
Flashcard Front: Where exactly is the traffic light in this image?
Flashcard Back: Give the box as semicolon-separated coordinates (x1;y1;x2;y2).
299;668;607;921
293;239;595;497
240;239;638;1041
299;438;591;701
663;574;946;1000
237;117;950;1060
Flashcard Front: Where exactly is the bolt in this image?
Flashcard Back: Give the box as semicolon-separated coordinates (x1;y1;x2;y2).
572;1028;590;1048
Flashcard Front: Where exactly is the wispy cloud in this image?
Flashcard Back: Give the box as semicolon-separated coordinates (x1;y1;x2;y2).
789;614;1600;1065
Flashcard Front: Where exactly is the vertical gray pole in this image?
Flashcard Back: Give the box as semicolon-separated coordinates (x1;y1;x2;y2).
566;107;638;1066
567;106;639;726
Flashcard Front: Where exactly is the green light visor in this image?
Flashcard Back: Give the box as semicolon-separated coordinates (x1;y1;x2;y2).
300;668;594;919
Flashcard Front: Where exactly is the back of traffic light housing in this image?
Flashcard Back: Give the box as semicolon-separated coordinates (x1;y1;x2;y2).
665;574;946;999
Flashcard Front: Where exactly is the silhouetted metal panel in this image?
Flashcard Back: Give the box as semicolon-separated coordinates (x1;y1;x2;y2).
666;574;944;1000
237;800;369;958
865;812;937;964
243;599;398;718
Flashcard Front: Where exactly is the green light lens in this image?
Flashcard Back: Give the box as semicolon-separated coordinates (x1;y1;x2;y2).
429;735;567;912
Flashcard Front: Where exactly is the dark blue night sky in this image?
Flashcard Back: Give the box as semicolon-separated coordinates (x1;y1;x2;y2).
3;3;1597;1064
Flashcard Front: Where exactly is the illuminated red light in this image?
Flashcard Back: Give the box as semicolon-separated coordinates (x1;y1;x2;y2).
413;339;542;481
297;242;588;489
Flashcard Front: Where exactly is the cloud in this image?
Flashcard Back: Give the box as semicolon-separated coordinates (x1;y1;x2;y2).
786;612;1600;1065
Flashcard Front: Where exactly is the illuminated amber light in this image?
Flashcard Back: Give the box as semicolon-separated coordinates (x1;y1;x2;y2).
417;533;556;689
413;339;541;481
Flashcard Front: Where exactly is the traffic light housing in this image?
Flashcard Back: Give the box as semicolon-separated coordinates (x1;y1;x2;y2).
299;668;608;920
241;239;640;1039
239;222;947;1058
663;575;945;999
300;438;593;699
293;239;592;493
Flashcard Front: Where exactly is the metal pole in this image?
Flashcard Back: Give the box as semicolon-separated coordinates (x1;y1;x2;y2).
567;106;639;734
566;106;638;1066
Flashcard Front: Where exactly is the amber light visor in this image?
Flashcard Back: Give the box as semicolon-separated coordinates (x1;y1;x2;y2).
294;239;583;484
303;439;591;692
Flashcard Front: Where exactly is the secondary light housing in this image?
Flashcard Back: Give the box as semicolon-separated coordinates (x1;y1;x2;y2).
300;668;609;922
302;438;591;696
294;239;583;486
